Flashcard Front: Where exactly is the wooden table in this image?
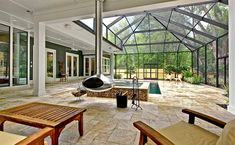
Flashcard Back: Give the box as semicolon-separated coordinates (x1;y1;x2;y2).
0;102;86;145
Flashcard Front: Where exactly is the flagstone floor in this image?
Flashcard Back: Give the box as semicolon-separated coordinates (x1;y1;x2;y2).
0;80;234;145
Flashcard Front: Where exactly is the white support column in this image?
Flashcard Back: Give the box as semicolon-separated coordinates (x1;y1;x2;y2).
228;1;235;114
110;53;114;79
33;22;46;96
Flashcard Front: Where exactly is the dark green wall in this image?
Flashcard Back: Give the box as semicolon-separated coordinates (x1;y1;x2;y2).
30;38;84;80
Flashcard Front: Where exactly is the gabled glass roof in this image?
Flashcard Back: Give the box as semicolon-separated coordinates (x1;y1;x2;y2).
77;1;228;54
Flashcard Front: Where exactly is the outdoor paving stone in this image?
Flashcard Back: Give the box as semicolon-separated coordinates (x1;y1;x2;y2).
108;128;136;145
0;80;234;145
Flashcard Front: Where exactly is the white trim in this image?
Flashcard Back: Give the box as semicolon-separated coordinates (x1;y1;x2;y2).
9;24;13;87
27;29;30;86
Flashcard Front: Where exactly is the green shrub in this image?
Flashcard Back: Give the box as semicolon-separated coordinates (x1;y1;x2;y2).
183;71;193;78
179;66;189;72
164;65;176;74
192;76;202;84
184;75;202;84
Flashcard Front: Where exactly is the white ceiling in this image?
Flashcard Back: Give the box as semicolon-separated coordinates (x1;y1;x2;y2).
47;22;119;53
10;0;89;11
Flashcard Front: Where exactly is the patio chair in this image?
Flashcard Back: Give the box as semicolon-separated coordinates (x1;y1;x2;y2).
0;127;53;145
165;74;174;81
72;85;87;100
134;109;235;145
174;74;183;82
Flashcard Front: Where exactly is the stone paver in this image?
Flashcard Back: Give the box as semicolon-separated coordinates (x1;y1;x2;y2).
0;80;234;145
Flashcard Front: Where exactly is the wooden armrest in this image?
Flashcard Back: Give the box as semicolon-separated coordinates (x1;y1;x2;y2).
133;121;174;145
16;127;54;145
182;109;226;128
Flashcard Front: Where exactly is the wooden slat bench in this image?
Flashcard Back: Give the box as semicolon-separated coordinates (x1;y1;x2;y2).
0;102;87;145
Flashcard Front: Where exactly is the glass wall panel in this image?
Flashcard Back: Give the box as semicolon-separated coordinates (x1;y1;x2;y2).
192;50;198;74
0;24;10;87
218;58;225;87
127;54;138;78
164;53;177;66
198;47;205;82
218;35;228;57
178;52;192;68
115;55;127;79
207;41;216;86
226;57;229;86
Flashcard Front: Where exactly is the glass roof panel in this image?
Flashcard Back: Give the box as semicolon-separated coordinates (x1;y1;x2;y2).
178;44;190;52
168;23;190;37
136;16;149;31
187;31;212;43
126;14;144;24
125;34;136;45
80;18;94;29
138;45;150;53
204;3;228;25
174;34;184;40
182;38;202;48
178;3;214;17
165;32;180;42
125;46;138;54
195;21;227;37
151;10;172;21
151;14;168;27
110;18;129;33
135;32;149;44
171;11;198;28
151;44;164;53
149;15;165;30
130;16;145;30
103;16;120;26
118;27;133;40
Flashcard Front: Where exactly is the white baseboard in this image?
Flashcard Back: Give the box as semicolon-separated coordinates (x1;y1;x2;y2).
228;105;235;115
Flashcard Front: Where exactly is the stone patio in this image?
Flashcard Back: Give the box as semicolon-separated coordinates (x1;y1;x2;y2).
0;80;234;145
